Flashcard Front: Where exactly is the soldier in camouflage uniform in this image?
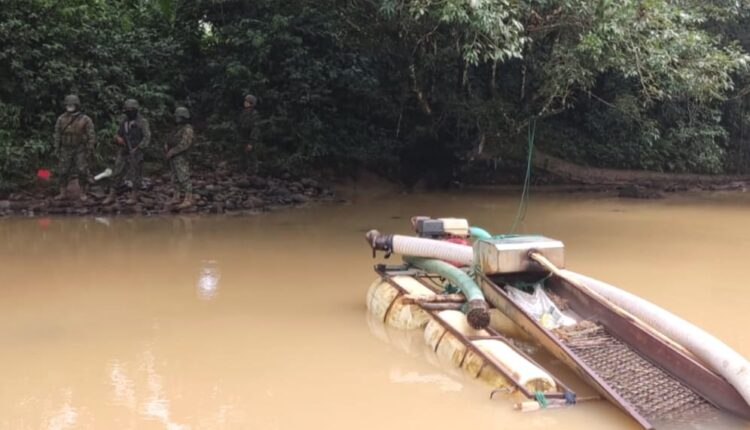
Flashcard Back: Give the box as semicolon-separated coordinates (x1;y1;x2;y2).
103;99;151;205
237;94;261;173
53;94;96;201
165;107;195;209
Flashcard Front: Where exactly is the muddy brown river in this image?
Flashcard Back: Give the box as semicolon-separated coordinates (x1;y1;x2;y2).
1;187;749;429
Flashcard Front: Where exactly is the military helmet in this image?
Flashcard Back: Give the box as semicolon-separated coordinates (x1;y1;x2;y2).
174;106;191;120
123;99;139;110
244;94;257;105
64;94;80;107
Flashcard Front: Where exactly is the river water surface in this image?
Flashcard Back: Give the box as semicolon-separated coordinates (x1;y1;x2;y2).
1;187;750;430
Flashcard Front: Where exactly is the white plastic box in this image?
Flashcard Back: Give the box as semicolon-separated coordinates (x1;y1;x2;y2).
438;218;470;237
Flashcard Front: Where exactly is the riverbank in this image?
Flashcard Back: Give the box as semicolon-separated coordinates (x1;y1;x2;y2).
3;166;749;217
460;157;750;197
0;170;335;217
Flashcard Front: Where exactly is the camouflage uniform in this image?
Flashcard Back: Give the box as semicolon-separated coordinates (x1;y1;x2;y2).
54;111;95;188
112;114;150;189
238;95;262;173
167;123;194;194
238;108;260;148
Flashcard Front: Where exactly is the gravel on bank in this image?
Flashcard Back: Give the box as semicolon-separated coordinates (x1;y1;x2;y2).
0;171;336;217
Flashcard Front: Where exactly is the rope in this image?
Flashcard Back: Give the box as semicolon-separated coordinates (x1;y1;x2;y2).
534;390;548;408
492;233;522;239
509;117;536;233
489;386;514;399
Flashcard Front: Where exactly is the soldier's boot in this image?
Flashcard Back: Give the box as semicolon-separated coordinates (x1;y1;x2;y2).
102;189;117;205
168;191;182;205
53;187;66;201
125;191;139;205
176;193;194;209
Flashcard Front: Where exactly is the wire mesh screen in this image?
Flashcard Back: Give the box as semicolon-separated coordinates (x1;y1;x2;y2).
555;321;717;424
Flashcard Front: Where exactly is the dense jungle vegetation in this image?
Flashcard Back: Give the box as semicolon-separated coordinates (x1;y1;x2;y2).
2;0;750;190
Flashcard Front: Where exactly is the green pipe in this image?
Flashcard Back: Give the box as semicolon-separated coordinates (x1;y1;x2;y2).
470;226;492;240
404;256;483;301
404;256;490;329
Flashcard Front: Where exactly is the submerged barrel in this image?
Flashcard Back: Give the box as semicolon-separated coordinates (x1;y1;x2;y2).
424;310;490;367
366;312;428;357
425;310;555;393
366;276;435;330
463;340;556;393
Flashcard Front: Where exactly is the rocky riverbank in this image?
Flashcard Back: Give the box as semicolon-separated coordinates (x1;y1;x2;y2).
0;171;335;217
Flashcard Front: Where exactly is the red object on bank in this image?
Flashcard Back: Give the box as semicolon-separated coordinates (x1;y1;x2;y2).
37;168;51;180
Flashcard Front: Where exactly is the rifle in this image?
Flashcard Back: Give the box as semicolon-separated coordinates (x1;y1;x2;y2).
117;122;141;184
122;119;134;151
119;121;141;157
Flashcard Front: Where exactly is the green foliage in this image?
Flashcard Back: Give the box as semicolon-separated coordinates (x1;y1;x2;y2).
2;0;750;190
371;0;750;174
559;0;746;103
0;0;181;189
526;0;747;172
194;0;397;174
0;102;48;189
380;0;528;64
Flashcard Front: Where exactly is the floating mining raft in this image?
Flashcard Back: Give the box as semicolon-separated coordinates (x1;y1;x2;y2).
369;269;569;399
364;217;750;429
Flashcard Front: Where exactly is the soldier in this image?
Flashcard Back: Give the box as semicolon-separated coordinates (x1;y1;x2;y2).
237;94;261;172
103;99;151;205
53;94;95;201
165;107;195;209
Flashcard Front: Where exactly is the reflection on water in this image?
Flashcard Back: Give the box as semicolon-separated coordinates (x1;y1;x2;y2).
365;312;426;357
141;350;186;430
367;313;466;392
196;260;221;300
1;189;750;429
107;347;241;430
46;390;78;430
108;360;136;410
110;353;183;428
94;217;111;227
388;369;464;392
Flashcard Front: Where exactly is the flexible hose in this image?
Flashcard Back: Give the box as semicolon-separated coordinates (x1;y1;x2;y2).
403;256;489;330
404;256;483;302
366;230;474;266
393;236;474;265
